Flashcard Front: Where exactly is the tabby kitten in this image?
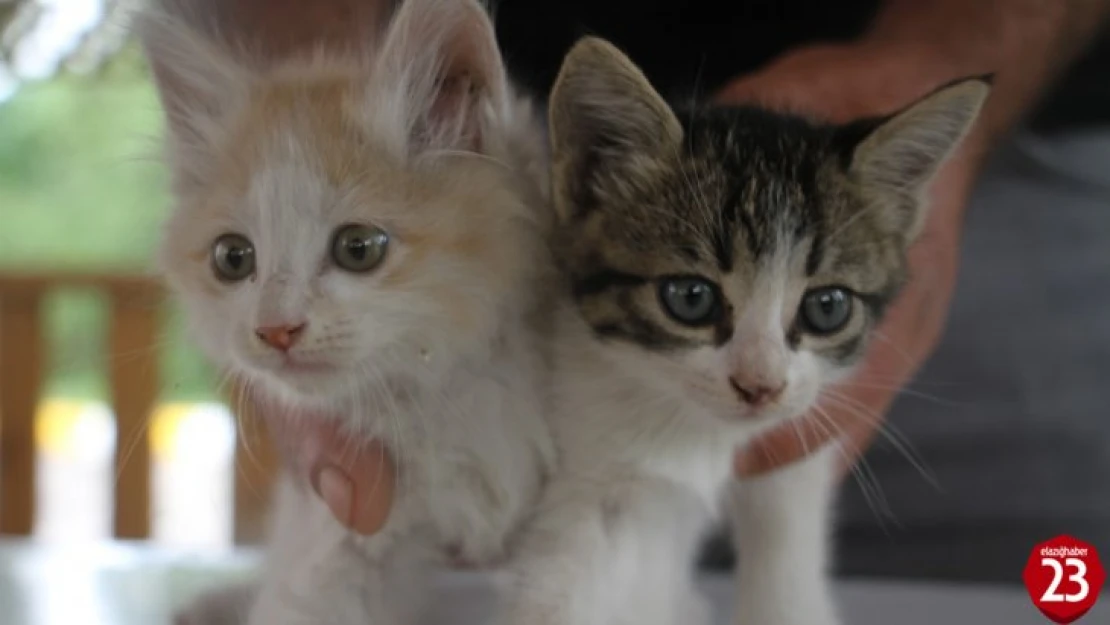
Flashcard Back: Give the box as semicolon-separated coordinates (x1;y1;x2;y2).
140;1;554;624
499;38;989;625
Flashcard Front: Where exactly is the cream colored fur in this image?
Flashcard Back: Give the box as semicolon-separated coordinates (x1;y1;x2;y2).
140;1;555;624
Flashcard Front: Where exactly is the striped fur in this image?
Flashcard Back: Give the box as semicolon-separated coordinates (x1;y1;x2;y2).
550;38;988;371
499;36;990;625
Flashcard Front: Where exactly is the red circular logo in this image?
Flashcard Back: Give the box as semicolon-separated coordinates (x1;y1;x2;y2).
1023;535;1105;623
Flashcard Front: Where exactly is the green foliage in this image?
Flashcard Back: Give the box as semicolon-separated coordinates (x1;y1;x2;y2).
0;54;216;402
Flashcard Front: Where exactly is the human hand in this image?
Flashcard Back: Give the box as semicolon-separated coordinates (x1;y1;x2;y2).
717;41;987;479
263;399;396;535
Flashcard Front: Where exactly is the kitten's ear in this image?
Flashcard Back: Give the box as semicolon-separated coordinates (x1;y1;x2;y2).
548;37;683;221
371;0;508;155
136;4;250;144
843;76;991;236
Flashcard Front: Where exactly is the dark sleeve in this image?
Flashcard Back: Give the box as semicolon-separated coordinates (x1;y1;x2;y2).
1028;27;1110;133
490;0;880;101
493;1;1110;133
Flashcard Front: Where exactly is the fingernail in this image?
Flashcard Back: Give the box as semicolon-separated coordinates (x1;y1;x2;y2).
311;466;355;529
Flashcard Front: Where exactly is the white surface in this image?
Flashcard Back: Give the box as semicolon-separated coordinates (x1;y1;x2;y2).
0;540;1074;625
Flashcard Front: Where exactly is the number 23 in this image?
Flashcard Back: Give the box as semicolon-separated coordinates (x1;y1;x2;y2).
1041;557;1090;603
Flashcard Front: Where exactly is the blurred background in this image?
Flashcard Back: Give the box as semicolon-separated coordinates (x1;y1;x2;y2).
0;0;255;551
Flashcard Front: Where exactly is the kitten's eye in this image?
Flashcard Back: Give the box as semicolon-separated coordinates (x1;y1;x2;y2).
331;224;389;273
211;233;255;282
659;277;720;326
799;287;853;335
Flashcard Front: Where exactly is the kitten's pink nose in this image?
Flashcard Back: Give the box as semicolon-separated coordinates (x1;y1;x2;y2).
730;376;785;408
255;323;306;352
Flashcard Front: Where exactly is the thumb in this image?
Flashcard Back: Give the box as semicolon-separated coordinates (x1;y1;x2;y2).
257;395;397;535
310;438;396;536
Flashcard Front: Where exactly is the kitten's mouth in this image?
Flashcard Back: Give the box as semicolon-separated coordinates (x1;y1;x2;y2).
276;357;335;374
259;358;345;403
720;407;773;425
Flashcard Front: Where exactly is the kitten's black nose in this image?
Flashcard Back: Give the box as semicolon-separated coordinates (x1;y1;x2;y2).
729;377;785;408
256;323;306;352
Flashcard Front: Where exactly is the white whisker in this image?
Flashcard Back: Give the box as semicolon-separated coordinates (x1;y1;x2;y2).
819;390;942;492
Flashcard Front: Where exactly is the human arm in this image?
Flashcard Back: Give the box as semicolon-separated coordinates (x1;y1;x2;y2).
724;0;1110;477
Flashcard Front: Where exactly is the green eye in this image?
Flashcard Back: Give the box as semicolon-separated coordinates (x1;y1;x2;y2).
799;287;853;335
331;224;389;273
211;233;255;282
659;277;720;326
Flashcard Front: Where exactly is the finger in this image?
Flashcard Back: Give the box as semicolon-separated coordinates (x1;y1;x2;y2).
311;438;395;535
714;75;804;113
312;464;357;530
262;403;397;535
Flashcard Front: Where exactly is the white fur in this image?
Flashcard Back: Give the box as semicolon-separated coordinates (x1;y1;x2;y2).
498;280;844;625
144;1;555;624
494;46;988;625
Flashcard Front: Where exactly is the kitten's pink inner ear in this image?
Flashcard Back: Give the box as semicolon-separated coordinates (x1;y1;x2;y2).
375;0;508;153
427;73;481;150
423;13;507;152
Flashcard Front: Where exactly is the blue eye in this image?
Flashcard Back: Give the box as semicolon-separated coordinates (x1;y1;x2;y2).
799;287;853;335
659;277;720;326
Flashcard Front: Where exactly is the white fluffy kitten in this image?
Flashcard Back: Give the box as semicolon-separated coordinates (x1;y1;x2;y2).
498;38;990;625
139;0;554;623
